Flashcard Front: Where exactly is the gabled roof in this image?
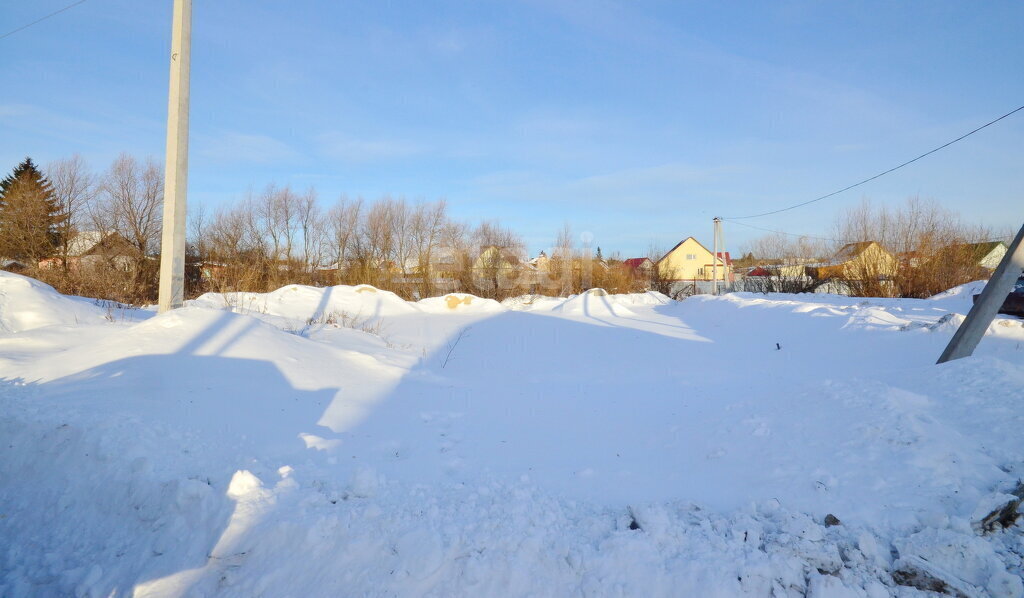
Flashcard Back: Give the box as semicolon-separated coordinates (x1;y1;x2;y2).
826;241;888;266
656;237;697;263
66;231;139;257
921;240;1007;267
956;241;1007;259
656;237;734;267
527;252;549;267
657;237;716;262
622;257;652;269
67;231;105;256
833;241;874;259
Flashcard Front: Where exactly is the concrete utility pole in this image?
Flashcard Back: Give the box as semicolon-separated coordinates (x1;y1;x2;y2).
718;218;728;291
937;223;1024;363
711;217;721;295
157;0;192;313
711;218;718;295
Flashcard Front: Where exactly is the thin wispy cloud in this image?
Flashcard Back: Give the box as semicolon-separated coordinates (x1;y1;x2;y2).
197;132;301;165
569;162;739;193
316;132;424;163
0;104;103;137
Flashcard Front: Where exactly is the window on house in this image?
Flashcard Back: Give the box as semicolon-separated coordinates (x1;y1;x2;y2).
686;254;697;260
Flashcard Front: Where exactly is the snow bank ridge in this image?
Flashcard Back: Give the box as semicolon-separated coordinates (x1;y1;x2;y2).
0;271;110;332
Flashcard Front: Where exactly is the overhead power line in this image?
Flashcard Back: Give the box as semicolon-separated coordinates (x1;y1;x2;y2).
726;103;1024;220
0;0;88;41
721;218;850;244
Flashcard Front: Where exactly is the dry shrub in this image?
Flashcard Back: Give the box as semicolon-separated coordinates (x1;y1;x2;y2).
741;234;828;294
833;198;993;298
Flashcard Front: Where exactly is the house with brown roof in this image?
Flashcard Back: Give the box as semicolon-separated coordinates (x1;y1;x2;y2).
950;241;1007;270
38;231;141;271
810;241;897;281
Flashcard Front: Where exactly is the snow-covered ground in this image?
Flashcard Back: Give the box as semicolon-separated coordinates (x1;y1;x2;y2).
2;271;1024;597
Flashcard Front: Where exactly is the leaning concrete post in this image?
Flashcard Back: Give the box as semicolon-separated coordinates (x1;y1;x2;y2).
937;224;1024;363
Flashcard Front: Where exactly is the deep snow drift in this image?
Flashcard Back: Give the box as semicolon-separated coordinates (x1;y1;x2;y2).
0;271;114;332
2;271;1024;597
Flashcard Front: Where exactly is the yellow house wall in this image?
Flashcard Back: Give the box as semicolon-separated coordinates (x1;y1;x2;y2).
657;238;730;281
778;264;808;278
843;243;897;278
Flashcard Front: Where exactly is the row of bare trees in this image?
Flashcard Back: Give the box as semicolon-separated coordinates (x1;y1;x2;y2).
31;154;1001;305
192;189;472;297
834;198;998;297
21;153;1006;304
24;154;164;303
740;198;1005;298
193;193;645;300
21;154;649;304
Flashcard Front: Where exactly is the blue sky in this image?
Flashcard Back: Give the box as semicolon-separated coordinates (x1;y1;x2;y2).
2;0;1022;256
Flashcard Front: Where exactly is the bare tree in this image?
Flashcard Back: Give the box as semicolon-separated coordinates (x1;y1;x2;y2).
646;243;685;298
188;201;209;261
186;201;210;295
204;200;268;292
82;154;165;301
46;155;95;271
830;197;992;298
298;187;326;278
551;223;575;296
741;233;826;293
326;195;363;284
411;200;449;297
471;220;525;298
98;154;163;254
253;184;306;286
355;199;393;288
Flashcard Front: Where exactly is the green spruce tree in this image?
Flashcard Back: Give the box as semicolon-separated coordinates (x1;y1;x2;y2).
0;158;67;264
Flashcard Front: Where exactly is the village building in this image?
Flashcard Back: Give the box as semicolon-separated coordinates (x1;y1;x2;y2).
809;241;897;281
622;257;654;275
951;241;1007;270
38;231;141;272
655;237;733;282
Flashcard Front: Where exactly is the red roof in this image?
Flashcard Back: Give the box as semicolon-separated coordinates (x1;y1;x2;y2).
747;266;771;277
623;257;652;270
715;252;733;266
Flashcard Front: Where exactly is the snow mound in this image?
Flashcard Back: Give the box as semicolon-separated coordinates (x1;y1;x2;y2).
553;289;638;318
503;291;669;313
417;293;504;313
7;277;1024;596
192;284;420;323
927;280;989;314
8;305;407;459
0;270;110;332
16;305;392;388
501;294;565;311
930;280;989;302
607;290;671;306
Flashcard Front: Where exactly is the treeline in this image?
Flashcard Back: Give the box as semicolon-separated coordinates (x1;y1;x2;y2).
0;154;646;305
739;197;1004;298
8;153;994;305
0;154;164;303
196;192;643;300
